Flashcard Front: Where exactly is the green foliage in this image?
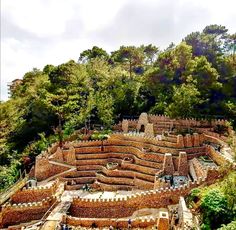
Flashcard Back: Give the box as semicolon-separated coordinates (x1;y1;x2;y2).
0;160;21;191
79;46;109;63
200;189;232;229
218;221;236;230
187;188;201;205
166;79;202;118
90;130;112;140
222;172;236;212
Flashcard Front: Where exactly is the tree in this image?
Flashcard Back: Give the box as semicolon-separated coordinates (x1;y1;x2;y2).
223;172;236;212
219;221;236;230
142;44;159;65
184;24;228;66
46;60;92;145
78;46;109;63
7;69;56;151
111;46;144;77
201;189;232;229
185;56;221;114
166;78;202;118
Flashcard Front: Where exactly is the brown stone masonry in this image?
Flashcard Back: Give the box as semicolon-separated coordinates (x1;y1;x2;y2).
0;197;56;228
11;180;59;203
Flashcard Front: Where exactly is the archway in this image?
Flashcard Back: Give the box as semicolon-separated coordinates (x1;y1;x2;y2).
140;124;145;132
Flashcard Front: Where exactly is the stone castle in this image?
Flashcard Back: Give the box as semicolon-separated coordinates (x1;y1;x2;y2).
0;113;235;229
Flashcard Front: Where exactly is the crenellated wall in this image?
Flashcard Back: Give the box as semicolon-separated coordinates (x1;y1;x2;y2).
69;165;221;219
190;158;208;179
0;197;56;228
64;215;156;228
206;145;229;166
11;180;59;203
69;179;202;219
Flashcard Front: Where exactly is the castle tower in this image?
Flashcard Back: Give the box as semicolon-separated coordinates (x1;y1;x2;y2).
157;209;169;230
122;119;129;133
177;134;184;148
178;152;188;176
163;153;175;175
144;123;154;137
193;133;200;147
137;112;149;132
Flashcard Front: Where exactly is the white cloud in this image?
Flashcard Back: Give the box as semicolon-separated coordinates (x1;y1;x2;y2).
2;0;75;37
77;0;126;32
1;0;236;101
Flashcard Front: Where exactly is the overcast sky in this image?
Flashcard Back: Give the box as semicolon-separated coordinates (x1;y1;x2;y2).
1;0;236;101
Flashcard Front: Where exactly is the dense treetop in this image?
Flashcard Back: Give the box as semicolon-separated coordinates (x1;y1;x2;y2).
0;24;235;188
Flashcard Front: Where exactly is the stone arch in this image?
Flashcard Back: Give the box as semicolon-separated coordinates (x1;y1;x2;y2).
137;113;149;131
140;124;145;132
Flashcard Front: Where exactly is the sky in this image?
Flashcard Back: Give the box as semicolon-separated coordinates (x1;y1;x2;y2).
1;0;236;101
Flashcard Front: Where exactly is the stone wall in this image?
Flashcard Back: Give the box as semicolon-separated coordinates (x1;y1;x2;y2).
69;165;221;220
11;180;59;203
34;156;68;181
148;114;227;128
206;145;228;166
69;180;201;219
191;158;207;179
64;215;156;228
0;197;55;228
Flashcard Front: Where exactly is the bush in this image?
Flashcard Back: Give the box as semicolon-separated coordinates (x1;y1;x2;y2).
201;189;232;229
0;160;21;191
218;221;236;230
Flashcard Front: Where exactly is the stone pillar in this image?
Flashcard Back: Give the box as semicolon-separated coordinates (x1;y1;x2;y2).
122;119;129;133
157;209;169;230
193;133;200;147
199;133;205;145
35;156;51;181
178;197;193;229
185;134;193;147
178;152;188;176
177;134;184;148
163;153;175;175
144;123;154;137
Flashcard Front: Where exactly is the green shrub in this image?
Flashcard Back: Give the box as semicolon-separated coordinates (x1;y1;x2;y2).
201;189;232;229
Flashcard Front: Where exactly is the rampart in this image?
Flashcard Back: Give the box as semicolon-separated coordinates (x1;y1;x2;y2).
64;215;156;228
11;180;59;203
0;197;56;228
69;169;219;219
